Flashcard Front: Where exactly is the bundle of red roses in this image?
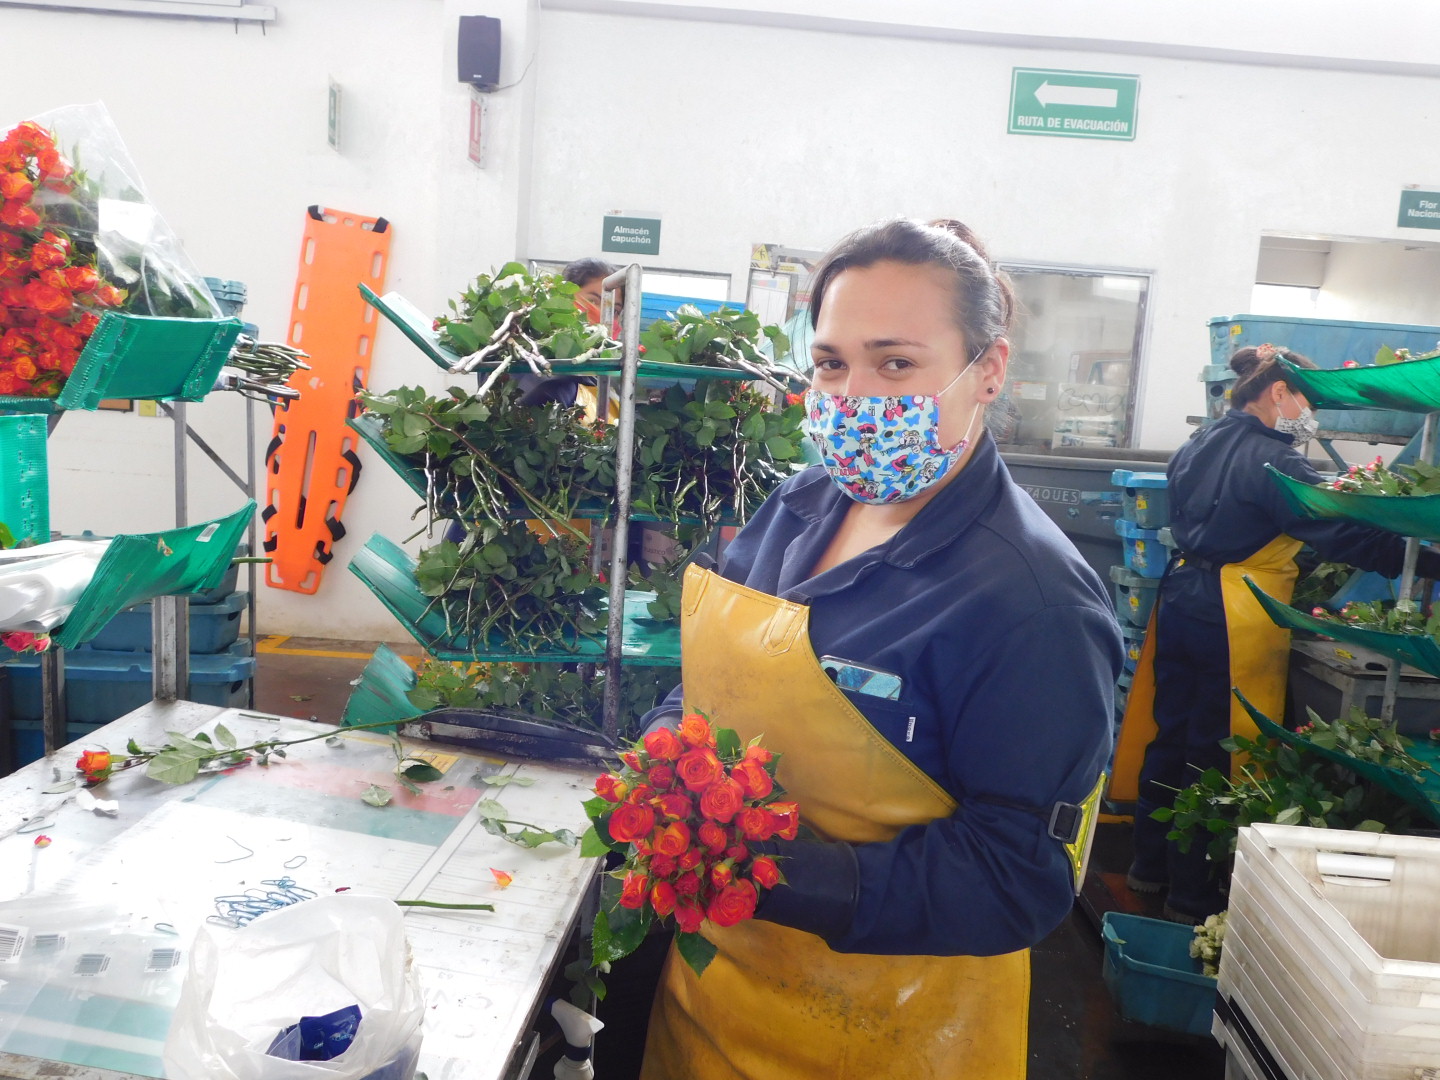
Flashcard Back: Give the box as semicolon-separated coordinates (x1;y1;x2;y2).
581;711;798;976
0;120;125;398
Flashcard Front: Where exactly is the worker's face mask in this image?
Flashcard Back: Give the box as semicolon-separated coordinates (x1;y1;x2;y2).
803;359;982;504
1275;391;1319;444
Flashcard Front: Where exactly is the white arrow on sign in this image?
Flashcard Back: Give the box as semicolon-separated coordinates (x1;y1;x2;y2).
1034;81;1118;109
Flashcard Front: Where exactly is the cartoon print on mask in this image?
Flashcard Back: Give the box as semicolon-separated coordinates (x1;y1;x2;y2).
805;384;979;504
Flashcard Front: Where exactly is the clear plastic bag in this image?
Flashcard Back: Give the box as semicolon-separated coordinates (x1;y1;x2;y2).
18;102;221;321
163;894;423;1080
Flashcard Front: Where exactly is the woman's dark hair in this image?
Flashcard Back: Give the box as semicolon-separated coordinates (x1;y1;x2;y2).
562;257;617;286
807;218;1015;355
1229;345;1317;407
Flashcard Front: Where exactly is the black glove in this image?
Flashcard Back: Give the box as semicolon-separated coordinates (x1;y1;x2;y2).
751;836;859;942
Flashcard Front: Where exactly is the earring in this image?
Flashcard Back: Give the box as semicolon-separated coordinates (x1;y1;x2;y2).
986;386;998;395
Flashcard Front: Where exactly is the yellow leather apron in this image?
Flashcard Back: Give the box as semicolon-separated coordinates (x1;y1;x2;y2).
1109;533;1302;799
640;566;1029;1080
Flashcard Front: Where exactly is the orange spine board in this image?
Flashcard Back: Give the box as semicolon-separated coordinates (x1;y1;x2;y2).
263;206;392;595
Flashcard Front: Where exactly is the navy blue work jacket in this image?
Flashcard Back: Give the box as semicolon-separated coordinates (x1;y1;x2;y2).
654;433;1121;957
1164;410;1440;622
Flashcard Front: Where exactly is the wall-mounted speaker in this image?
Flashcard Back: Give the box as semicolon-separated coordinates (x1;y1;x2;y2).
458;16;502;91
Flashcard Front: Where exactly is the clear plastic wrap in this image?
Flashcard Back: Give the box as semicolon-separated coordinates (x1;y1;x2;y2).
0;102;220;398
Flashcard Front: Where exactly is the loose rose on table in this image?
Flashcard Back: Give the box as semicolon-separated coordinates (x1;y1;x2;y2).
580;711;798;977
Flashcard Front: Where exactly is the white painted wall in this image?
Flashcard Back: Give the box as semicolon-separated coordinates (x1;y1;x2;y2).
1315;241;1440;331
4;0;1440;638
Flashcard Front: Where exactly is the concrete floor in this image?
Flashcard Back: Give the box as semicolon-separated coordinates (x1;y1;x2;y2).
251;640;1226;1080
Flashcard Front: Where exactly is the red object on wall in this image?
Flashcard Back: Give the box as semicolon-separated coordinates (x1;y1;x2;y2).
263;206;391;594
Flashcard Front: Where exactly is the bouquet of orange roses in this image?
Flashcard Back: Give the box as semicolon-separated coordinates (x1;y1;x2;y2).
580;711;798;976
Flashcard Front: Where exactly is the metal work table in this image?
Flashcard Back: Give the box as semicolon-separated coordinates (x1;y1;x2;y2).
0;700;600;1080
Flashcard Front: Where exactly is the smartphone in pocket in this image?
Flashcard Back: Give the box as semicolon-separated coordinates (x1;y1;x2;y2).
819;655;903;700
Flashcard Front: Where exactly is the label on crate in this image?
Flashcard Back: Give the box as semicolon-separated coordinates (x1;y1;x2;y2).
195;523;220;543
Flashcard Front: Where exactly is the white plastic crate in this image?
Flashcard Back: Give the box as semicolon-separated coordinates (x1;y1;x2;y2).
1226;824;1440;1079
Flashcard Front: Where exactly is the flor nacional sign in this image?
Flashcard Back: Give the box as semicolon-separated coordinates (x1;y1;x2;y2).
1398;190;1440;231
1008;68;1140;142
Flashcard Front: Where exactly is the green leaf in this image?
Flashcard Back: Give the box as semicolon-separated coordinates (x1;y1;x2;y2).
214;723;237;750
126;738;144;756
715;726;742;759
592;891;651;965
508;828;560;848
476;798;509;819
481;773;537;787
361;784;393;807
401;762;445;783
674;929;718;977
765;435;798;459
1355;819;1388;832
446;322;481;354
146;751;202;785
1274;805;1304;825
581;824;616;857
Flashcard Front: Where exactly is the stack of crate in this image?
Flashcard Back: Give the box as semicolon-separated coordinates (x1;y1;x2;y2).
1110;470;1170;721
1217;823;1440;1080
5;551;254;767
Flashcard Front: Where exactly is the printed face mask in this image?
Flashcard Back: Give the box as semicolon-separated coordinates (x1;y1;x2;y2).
804;363;980;504
1275;405;1319;443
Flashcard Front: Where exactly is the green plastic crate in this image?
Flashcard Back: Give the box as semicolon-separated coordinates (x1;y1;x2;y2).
0;415;48;545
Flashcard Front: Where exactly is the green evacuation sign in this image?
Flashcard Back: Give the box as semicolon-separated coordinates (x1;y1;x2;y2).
1398;190;1440;230
602;215;661;256
1009;68;1139;141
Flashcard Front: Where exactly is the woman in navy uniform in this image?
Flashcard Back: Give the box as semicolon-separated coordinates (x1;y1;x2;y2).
1115;344;1440;923
637;218;1120;1080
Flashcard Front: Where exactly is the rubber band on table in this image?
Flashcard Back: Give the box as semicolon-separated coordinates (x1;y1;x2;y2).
210;876;316;927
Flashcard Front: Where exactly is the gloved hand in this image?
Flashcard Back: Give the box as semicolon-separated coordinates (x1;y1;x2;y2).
750;836;859;942
1417;546;1440;582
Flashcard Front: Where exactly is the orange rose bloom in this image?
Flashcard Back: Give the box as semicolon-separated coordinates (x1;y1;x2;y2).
594;773;628;803
674;900;705;934
607;802;655;844
677;713;714;748
643;727;683;762
23;282;70;315
654;792;692;821
698;776;745;824
709;861;733;889
620;750;643;772
76;749;112;782
674;871;701;896
0;372;19;395
751;855;782;890
13;358;37;382
649;880;678;918
735;806;775;842
676;747;723;793
698;820;728;854
731;758;774;799
63;265;99;293
653;820;691;858
768;801;800;841
677;847;702;871
29;243;64;270
706;880;758;928
646;763;675;789
648;853;676;877
618;871;649;910
0;200;39;229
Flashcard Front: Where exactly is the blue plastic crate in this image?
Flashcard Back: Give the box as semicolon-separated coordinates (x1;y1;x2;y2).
4;640;254;727
1208;314;1440;440
1116;518;1167;579
84;590;248;654
638;293;737;331
8;719;107;771
1101;912;1217;1037
1110;564;1160;628
1121;623;1146;674
1200;363;1236;421
1111;469;1170;528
